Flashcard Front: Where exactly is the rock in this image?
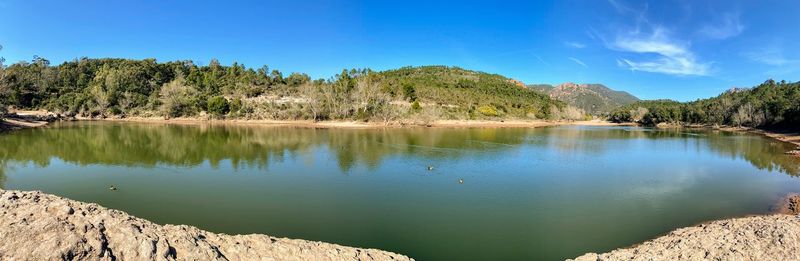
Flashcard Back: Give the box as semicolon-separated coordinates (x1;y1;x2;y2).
569;214;800;261
773;193;800;214
0;189;413;261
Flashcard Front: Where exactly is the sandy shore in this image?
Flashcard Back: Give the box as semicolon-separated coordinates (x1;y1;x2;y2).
0;117;50;132
4;110;633;129
0;189;412;260
90;117;626;129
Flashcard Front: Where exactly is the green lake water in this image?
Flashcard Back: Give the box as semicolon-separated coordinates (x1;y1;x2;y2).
1;122;800;260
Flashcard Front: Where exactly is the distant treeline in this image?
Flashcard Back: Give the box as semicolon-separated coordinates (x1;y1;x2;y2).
608;80;800;129
0;57;577;122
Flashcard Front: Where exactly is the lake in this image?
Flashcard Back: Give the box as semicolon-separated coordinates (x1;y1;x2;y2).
1;122;800;260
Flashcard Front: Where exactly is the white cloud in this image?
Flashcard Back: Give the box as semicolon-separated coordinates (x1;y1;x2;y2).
612;27;710;76
565;41;586;49
699;13;744;40
601;0;713;76
569;57;588;68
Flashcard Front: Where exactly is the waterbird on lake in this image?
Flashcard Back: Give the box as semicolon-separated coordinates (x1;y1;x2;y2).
458;179;464;184
109;185;117;191
427;165;434;171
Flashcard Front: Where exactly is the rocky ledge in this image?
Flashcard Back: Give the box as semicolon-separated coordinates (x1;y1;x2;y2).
0;189;412;260
571;195;800;261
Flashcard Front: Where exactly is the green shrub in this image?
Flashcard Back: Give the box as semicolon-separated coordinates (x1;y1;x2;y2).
207;96;230;116
477;105;498;116
403;83;417;101
411;101;422;111
229;98;243;114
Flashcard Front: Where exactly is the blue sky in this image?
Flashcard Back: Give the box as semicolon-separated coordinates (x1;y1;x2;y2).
1;0;799;101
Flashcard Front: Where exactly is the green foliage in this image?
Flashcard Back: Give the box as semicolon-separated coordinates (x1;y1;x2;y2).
229;97;243;114
285;72;310;87
608;80;800;129
411;101;421;111
207;96;230;116
159;76;198;118
0;59;569;121
529;83;639;115
477;105;499;117
402;83;417;101
379;66;564;119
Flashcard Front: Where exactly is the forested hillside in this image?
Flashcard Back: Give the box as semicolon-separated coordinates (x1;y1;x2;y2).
529;83;639;115
0;57;578;122
609;80;800;129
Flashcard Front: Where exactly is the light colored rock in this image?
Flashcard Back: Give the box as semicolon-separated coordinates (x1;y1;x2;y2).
0;189;413;261
569;214;800;261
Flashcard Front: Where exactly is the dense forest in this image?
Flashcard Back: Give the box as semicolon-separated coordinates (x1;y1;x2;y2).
0;55;578;122
608;80;800;129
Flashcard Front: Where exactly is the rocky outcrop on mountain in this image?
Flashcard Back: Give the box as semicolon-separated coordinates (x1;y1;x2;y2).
0;189;412;261
528;83;639;115
507;79;526;88
725;87;752;94
570;214;800;261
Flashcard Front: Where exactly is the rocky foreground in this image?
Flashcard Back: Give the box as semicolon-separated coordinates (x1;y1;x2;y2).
0;189;412;260
571;194;800;261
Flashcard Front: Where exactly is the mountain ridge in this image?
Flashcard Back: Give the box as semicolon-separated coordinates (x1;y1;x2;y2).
527;82;640;115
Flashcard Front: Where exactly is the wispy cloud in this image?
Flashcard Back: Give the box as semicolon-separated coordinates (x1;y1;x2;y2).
533;54;550;66
698;12;744;40
607;0;640;16
569;57;588;68
613;28;710;76
744;45;798;66
564;41;586;49
603;1;711;76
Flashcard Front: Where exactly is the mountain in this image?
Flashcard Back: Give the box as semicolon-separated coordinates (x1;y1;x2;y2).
0;60;572;120
379;66;567;119
527;82;640;115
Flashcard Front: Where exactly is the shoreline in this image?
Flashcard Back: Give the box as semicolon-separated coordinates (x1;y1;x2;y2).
569;214;800;260
5;188;800;260
569;194;800;260
682;125;800;155
3;113;800;259
3;110;633;130
0;189;413;260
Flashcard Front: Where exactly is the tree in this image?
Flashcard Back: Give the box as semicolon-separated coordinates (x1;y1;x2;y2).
402;83;417;101
206;96;230;117
285;72;310;87
0;44;6;115
300;83;323;120
270;70;284;85
159;76;198;118
353;71;383;114
89;65;122;113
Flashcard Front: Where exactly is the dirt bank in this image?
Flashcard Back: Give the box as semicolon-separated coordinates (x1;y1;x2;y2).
89;116;564;129
570;214;800;261
5;109;632;129
714;126;800;157
0;189;412;260
0;111;57;132
571;195;800;261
